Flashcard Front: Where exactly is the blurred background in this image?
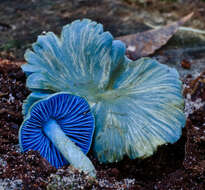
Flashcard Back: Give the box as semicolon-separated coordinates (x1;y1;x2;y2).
0;0;205;61
0;1;205;189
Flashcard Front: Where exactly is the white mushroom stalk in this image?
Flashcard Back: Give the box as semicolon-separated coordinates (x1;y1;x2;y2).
43;119;96;177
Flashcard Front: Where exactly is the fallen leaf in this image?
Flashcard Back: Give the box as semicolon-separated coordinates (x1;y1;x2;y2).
116;13;193;60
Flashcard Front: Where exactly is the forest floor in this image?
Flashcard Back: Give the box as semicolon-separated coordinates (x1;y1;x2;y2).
0;0;205;189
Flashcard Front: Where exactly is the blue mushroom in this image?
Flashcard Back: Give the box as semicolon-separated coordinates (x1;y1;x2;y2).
19;92;96;177
21;19;186;165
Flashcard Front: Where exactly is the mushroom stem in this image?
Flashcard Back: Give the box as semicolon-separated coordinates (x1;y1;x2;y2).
43;119;96;177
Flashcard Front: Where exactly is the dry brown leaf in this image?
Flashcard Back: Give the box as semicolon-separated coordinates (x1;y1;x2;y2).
116;13;194;60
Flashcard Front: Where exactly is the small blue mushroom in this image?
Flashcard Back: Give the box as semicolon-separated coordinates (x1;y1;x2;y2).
19;92;96;177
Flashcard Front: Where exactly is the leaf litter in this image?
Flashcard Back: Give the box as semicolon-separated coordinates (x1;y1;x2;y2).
117;13;194;60
0;11;205;189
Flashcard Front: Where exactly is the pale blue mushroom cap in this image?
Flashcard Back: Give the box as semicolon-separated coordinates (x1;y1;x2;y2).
21;19;186;163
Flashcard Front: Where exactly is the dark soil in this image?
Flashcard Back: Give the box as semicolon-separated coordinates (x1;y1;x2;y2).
0;60;205;189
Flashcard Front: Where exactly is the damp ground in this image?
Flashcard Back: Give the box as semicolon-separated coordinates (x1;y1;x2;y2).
0;0;205;189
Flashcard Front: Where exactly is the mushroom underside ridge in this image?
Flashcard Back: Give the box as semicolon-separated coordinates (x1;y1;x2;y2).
19;93;95;168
